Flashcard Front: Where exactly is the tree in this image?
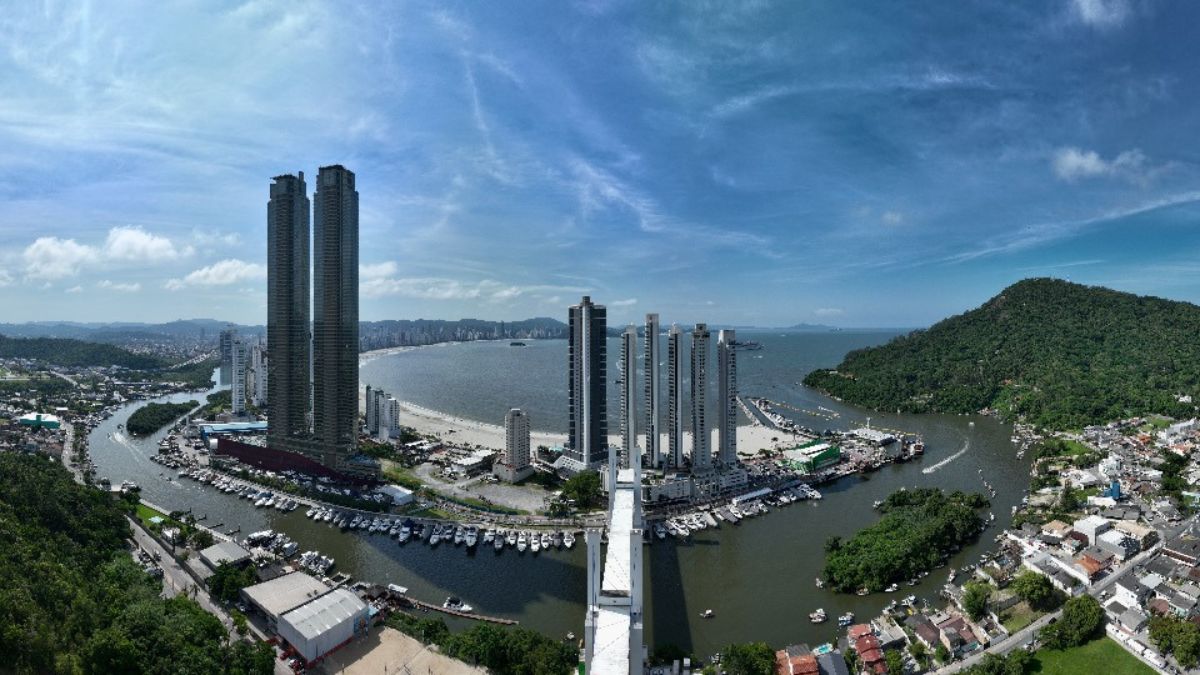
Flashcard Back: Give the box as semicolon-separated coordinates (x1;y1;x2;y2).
560;471;603;510
1150;615;1200;668
1039;595;1104;649
721;642;775;675
1009;571;1061;611
909;639;927;667
884;649;905;674
207;562;258;603
934;644;950;664
962;651;1031;675
963;582;993;621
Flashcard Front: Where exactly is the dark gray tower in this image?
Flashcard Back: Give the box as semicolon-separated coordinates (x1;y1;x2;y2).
644;313;661;468
567;296;608;467
690;323;711;470
266;172;311;452
312;165;359;468
667;324;684;471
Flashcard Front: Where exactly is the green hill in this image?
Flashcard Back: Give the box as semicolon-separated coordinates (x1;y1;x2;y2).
0;334;165;369
803;278;1200;429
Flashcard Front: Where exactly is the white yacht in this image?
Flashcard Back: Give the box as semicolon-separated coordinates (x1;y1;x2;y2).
563;531;576;548
517;531;528;552
531;532;542;553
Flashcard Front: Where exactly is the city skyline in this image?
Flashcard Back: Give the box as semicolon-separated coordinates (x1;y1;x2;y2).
3;2;1200;328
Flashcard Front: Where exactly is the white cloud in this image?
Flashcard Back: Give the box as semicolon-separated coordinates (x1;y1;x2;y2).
22;237;98;280
1052;147;1163;184
814;307;845;317
103;226;187;261
65;285;82;293
610;298;637;307
1071;0;1129;28
98;280;141;292
361;277;585;302
166;259;266;289
360;261;398;279
0;270;13;287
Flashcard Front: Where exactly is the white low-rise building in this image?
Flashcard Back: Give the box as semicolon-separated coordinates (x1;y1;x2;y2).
278;587;370;663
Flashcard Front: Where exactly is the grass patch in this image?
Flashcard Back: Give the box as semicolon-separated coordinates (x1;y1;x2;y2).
382;461;425;491
1000;601;1041;633
135;503;167;528
1032;637;1154;675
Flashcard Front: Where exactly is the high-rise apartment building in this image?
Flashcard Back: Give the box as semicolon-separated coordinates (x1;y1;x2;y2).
365;385;380;435
250;340;268;408
690;323;711;470
667;324;684;471
231;338;248;416
219;326;236;385
718;329;738;465
266;172;311;452
643;313;661;468
311;165;359;467
619;325;638;470
505;408;531;470
567;296;608;468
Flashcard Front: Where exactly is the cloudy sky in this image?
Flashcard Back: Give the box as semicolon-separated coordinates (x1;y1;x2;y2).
1;0;1198;328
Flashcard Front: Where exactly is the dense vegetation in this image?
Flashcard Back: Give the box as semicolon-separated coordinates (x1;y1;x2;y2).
559;471;602;510
199;390;232;419
386;613;576;674
0;453;272;674
1009;571;1064;611
207;562;259;603
0;334;165;369
823;488;988;592
127;400;198;436
720;642;776;675
1039;595;1105;650
1149;615;1200;668
962;650;1033;675
804;278;1200;429
124;357;219;389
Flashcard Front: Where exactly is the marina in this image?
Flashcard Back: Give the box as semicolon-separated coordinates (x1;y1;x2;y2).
90;331;1035;659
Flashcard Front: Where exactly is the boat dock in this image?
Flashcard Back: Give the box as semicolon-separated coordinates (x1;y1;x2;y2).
404;597;518;625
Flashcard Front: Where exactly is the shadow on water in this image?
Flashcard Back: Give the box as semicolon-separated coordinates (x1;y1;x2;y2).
647;536;693;655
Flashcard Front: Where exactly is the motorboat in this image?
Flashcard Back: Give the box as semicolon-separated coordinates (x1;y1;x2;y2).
443;596;473;613
809;608;827;623
563;531;576;548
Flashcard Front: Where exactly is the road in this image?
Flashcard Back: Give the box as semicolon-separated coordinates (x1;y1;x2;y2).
938;540;1167;673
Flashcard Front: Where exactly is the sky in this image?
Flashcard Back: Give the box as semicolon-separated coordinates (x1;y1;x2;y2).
1;0;1198;329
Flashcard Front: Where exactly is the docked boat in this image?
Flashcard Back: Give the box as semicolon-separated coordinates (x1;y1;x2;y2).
809;608;827;623
563;531;576;548
443;596;473;613
508;530;519;548
541;532;552;551
493;530;504;551
517;531;528;552
838;612;855;627
531;533;542;553
885;583;899;593
465;527;478;548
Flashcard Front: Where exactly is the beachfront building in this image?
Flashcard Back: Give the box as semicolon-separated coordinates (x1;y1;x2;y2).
266;172;312;454
620;325;638;470
231;337;248;416
667;324;685;471
382;397;400;440
495;408;534;483
690;324;711;470
565;296;608;470
644;313;661;469
717;329;737;465
364;386;399;442
311;164;360;470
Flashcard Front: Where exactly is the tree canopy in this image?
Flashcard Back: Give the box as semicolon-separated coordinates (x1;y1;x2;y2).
804;278;1200;429
0;452;272;674
721;642;776;675
127;401;198;436
1009;571;1063;612
1149;615;1200;668
822;488;988;592
0;334;165;369
1039;594;1105;650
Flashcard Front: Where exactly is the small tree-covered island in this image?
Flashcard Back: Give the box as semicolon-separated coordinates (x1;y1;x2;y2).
126;400;198;436
823;488;989;593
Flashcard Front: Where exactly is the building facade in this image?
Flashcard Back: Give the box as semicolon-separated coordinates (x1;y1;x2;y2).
266;172;311;453
619;325;638;470
311;165;359;469
219;326;236;386
667;324;684;471
250;340;268;408
643;313;660;468
717;329;737;465
567;296;608;468
690;324;711;470
231;337;248;416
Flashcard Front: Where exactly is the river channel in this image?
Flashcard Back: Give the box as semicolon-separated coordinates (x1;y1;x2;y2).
90;332;1033;657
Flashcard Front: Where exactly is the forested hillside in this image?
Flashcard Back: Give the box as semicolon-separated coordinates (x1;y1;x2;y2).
0;334;164;369
0;453;272;673
804;278;1200;429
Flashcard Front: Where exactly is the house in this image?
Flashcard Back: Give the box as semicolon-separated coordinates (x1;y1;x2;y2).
852;634;886;675
1073;515;1111;545
775;644;819;675
906;614;941;649
936;614;981;656
1148;598;1171;616
874;618;907;650
1113;520;1156;549
1075;547;1115;581
1117;607;1150;633
1169;591;1198;618
1140;573;1166;598
1041;520;1073;543
1114;577;1149;609
815;652;851;675
1164;532;1200;567
1097;530;1138;561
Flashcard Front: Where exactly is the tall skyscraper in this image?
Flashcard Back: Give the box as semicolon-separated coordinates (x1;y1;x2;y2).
643;313;661;468
250;340;268;408
718;329;738;465
667;324;684;471
365;385;378;435
690;323;711;470
219;326;236;385
619;325;638;470
311;165;359;467
567;296;608;467
504;408;531;470
231;337;248;416
266;172;311;452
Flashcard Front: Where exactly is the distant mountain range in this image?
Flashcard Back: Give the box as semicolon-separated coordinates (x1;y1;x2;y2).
803;278;1200;430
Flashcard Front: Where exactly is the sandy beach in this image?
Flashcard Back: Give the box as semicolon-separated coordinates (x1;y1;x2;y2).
393;397;800;457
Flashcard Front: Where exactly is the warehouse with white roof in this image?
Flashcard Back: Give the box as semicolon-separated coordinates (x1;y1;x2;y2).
278;587;370;663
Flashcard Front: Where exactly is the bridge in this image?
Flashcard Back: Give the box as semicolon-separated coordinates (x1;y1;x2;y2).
583;451;645;673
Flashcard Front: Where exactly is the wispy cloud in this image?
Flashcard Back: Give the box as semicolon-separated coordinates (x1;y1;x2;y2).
98;280;141;292
1070;0;1130;28
361;276;587;301
814;307;844;317
1051;147;1168;184
610;298;637;307
166;259;265;289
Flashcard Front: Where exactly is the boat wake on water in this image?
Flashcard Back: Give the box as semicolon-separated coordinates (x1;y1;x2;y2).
922;435;971;475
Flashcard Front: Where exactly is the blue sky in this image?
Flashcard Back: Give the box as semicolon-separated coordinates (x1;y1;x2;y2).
1;0;1198;328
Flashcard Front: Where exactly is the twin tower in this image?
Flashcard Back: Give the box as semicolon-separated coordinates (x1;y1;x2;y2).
565;296;739;474
266;166;365;476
